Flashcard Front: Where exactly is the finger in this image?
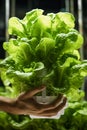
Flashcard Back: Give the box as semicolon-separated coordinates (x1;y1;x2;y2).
18;85;46;100
29;85;46;97
38;97;67;117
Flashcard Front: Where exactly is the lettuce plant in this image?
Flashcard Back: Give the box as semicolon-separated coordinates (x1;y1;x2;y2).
0;9;87;97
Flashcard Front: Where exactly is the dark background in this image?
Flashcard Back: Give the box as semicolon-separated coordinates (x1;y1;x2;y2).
0;0;87;99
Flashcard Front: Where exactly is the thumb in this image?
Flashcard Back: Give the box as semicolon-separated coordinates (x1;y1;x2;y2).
18;86;46;100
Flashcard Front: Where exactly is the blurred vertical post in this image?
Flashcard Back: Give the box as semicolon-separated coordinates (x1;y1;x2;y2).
78;0;85;94
77;0;84;60
65;0;70;12
70;0;74;15
11;0;15;17
65;0;74;14
5;0;10;42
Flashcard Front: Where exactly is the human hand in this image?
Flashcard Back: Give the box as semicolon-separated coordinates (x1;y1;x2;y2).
14;86;67;117
0;86;67;117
